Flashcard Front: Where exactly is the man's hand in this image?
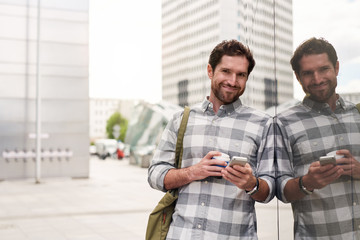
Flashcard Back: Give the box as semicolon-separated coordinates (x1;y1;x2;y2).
221;164;270;201
164;151;228;190
187;151;228;180
221;163;255;190
301;161;343;191
284;160;343;202
336;149;360;179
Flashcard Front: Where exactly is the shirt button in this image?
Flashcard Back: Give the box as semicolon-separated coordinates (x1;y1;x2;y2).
201;202;205;206
197;224;202;229
339;137;344;141
354;202;357;206
204;181;208;184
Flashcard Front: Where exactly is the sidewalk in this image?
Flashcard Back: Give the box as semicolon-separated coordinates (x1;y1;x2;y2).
0;156;164;240
0;156;293;240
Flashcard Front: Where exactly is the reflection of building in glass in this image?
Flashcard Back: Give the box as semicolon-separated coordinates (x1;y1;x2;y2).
161;0;293;110
264;77;277;109
0;1;89;179
265;98;300;117
89;98;135;142
178;79;189;107
266;91;360;117
341;92;360;104
125;101;182;168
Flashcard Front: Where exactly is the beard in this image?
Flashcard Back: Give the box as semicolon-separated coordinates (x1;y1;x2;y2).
211;82;244;105
305;80;337;103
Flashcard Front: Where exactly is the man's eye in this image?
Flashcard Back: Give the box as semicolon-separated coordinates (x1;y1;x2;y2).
319;67;330;73
301;71;312;77
239;73;247;78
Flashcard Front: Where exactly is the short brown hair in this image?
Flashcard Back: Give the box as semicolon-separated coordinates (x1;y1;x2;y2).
291;37;338;76
208;39;255;75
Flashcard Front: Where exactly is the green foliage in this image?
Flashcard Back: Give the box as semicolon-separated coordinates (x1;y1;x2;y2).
106;112;128;142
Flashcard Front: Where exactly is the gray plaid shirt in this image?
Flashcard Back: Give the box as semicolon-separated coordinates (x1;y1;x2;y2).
275;96;360;239
148;98;275;240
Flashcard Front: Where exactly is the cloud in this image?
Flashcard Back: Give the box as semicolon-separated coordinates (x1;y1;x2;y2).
293;0;360;63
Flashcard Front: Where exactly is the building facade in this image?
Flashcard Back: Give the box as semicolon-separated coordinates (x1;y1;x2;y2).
161;0;293;110
89;98;135;142
341;92;360;104
0;0;89;179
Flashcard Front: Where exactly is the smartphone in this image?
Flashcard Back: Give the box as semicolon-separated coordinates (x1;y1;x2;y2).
319;155;336;166
228;156;248;167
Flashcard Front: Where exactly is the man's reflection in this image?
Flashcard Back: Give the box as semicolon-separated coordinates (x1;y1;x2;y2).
275;37;360;239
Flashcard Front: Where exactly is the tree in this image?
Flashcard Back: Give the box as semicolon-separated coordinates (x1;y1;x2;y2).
106;112;128;142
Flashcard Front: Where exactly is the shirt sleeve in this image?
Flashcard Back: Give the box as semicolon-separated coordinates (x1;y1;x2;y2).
147;111;182;192
256;117;276;203
274;117;294;203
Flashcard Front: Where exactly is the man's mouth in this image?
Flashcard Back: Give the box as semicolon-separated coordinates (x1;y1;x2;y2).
222;84;238;92
310;82;328;91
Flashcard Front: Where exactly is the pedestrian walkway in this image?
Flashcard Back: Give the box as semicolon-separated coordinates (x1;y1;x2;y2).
0;156;164;240
0;156;293;240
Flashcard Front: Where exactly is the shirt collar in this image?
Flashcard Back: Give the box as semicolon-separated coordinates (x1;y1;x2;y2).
302;94;346;112
201;97;242;115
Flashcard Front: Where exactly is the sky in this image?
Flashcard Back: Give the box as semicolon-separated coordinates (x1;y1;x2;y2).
89;0;360;103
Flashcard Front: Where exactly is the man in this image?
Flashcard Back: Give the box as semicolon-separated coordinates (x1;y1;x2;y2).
148;40;275;239
275;37;360;239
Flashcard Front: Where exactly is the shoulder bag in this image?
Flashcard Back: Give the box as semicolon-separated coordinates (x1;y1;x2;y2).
145;106;190;240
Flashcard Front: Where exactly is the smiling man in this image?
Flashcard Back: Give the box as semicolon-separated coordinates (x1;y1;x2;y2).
275;37;360;239
148;40;275;239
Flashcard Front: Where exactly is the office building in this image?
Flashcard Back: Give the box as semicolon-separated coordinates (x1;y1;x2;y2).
341;92;360;104
0;1;89;179
161;0;293;110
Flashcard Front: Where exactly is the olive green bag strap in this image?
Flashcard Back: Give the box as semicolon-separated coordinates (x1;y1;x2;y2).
175;106;190;169
171;106;190;199
356;103;360;113
145;106;190;240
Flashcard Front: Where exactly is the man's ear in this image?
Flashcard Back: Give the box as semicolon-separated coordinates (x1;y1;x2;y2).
207;64;213;79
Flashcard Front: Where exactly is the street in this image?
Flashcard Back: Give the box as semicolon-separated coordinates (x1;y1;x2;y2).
0;156;292;239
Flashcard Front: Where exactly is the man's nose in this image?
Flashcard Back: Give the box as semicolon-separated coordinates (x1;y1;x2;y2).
313;71;322;83
228;73;237;85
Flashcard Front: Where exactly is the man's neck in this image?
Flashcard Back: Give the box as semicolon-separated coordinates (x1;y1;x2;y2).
308;93;339;111
208;95;222;114
325;94;339;111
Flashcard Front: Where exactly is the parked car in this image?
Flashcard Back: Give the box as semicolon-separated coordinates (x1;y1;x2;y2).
94;139;118;160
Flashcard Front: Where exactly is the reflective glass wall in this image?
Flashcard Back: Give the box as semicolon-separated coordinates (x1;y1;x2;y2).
160;0;360;239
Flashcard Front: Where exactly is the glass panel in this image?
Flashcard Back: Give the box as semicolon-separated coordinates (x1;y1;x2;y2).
275;32;360;240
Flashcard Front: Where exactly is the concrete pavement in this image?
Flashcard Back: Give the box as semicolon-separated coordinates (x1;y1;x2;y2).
0;156;293;240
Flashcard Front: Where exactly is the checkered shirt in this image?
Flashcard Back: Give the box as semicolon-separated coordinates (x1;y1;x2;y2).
275;96;360;239
148;98;275;240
